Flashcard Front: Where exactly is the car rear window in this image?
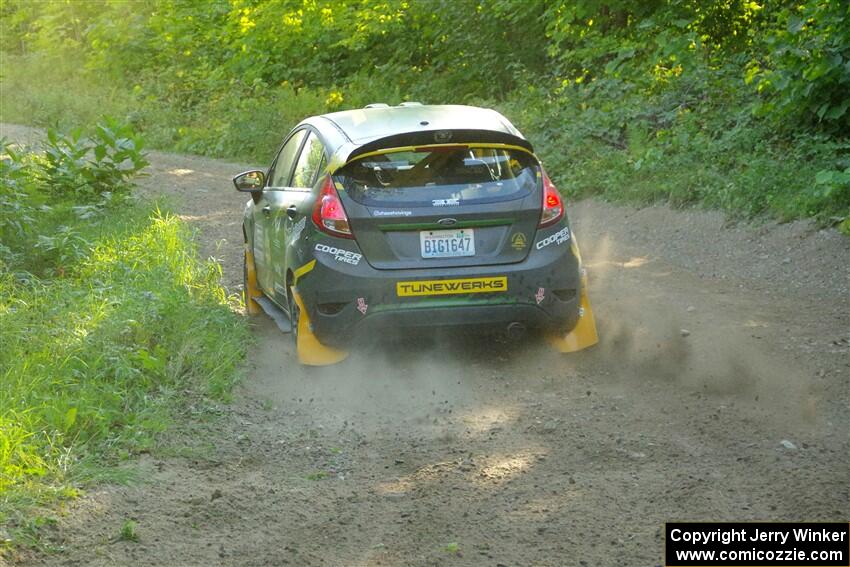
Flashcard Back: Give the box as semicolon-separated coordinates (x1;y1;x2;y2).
334;146;539;207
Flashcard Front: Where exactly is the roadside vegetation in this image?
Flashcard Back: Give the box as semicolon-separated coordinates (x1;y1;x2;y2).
0;120;248;555
1;0;848;229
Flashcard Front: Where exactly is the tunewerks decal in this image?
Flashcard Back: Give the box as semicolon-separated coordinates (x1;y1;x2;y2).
397;276;507;297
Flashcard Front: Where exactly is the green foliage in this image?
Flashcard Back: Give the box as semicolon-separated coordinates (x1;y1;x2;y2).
751;1;850;132
0;129;249;554
119;520;139;543
1;119;149;273
497;64;850;223
444;542;460;554
40;119;149;200
1;0;847;226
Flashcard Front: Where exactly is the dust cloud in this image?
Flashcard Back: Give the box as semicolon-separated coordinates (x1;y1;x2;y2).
246;320;539;434
572;210;821;427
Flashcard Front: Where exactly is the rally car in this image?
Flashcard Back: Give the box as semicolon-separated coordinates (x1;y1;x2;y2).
234;103;597;365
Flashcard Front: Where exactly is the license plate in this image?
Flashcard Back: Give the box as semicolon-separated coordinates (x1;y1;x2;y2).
420;229;475;258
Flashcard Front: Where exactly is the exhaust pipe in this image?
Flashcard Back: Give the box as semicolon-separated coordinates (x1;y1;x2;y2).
506;322;527;340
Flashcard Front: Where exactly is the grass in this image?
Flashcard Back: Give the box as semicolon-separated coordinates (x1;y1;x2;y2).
0;189;249;555
118;520;138;543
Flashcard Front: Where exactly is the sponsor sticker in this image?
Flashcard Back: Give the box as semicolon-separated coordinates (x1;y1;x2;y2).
535;226;571;250
397;276;507;297
288;216;306;246
373;210;413;217
356;297;368;315
432;198;460;207
254;224;266;261
315;243;362;265
510;232;528;250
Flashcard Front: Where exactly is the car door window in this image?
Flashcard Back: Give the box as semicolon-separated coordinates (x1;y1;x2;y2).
269;129;307;188
291;132;326;189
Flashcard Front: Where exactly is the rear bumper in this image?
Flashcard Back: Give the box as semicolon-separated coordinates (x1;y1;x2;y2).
337;302;580;345
298;225;582;346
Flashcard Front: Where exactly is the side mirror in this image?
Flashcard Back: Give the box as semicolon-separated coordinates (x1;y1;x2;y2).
233;170;265;192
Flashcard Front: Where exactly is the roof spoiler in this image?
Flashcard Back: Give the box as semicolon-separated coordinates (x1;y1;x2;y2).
346;129;534;162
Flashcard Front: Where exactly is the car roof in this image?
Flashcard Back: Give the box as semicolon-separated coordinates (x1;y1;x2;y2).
317;104;522;145
297;104;530;172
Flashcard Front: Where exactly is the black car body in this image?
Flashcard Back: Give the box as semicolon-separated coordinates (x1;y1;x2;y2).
235;104;596;363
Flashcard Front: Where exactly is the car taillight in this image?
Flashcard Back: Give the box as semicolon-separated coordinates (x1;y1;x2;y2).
539;171;565;228
312;175;353;238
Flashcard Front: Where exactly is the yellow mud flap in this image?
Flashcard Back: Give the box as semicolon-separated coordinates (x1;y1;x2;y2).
292;290;349;366
546;237;599;353
546;284;599;353
244;248;262;316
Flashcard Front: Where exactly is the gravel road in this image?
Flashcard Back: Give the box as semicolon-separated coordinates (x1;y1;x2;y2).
4;123;848;567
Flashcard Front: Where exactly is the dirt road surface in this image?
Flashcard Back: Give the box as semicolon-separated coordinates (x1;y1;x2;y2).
5;124;848;566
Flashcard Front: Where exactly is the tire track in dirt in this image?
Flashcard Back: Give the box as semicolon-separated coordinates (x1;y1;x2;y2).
5;124;847;567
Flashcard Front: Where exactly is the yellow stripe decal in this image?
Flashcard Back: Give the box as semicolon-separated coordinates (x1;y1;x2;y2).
397;276;507;297
293;259;316;285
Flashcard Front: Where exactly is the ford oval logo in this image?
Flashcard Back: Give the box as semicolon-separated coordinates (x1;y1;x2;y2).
436;218;458;226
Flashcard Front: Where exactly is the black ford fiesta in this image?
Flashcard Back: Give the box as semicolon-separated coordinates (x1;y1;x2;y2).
234;103;597;365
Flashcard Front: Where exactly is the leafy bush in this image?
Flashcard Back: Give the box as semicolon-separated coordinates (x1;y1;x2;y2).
40;119;149;200
0;141;35;245
751;1;850;132
1;119;150;274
